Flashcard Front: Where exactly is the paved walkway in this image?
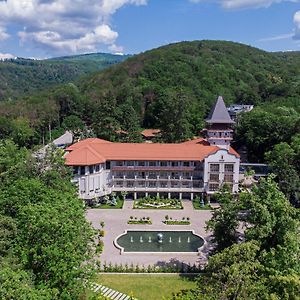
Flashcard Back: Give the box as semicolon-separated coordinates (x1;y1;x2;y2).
92;283;133;300
86;200;213;266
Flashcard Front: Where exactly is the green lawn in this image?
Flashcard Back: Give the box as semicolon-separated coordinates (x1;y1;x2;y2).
97;274;197;300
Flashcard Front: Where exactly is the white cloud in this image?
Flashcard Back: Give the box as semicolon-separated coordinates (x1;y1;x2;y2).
0;52;15;60
294;11;300;39
108;43;124;54
0;0;148;55
0;26;9;41
258;33;294;42
190;0;298;9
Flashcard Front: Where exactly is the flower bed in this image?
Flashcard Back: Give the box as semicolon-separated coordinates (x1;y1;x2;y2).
164;220;190;225
127;216;152;224
163;216;190;225
134;196;183;209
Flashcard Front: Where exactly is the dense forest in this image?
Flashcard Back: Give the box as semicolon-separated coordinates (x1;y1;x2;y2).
0;141;98;299
1;40;300;202
0;53;129;100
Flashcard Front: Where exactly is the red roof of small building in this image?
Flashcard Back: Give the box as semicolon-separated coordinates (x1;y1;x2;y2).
65;138;239;166
141;129;161;138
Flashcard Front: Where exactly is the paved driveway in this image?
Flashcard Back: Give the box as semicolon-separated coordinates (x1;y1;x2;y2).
86;200;213;266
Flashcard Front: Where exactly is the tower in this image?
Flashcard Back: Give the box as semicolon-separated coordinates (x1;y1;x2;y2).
205;96;235;150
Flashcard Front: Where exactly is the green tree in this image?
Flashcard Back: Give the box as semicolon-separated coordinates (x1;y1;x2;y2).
206;187;240;252
266;143;300;206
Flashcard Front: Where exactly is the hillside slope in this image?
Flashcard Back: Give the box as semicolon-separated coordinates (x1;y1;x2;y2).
1;40;300;146
0;53;129;100
81;40;300;128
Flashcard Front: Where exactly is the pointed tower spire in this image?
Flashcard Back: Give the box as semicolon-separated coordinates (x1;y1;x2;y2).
205;96;234;150
206;96;235;124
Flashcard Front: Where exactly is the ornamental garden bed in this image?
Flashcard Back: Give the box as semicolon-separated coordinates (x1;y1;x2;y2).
163;216;190;225
127;216;152;224
134;196;183;209
90;193;125;209
192;197;212;210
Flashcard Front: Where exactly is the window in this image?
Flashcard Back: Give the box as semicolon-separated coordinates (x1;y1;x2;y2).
209;183;219;191
116;181;123;187
106;161;111;170
95;165;100;172
171;172;179;179
127;181;134;188
115;172;123;178
116;161;123;166
137;172;145;178
183;161;190;167
171;181;179;188
171;161;179;167
210;164;220;172
137;161;145;166
224;174;234;182
160;182;168;188
148;172;157;179
126;172;134;179
181;181;190;188
137;181;145;187
160;172;168;179
148;181;156;188
149;161;156;166
225;164;234;173
89;165;94;174
127;161;135;166
73;166;79;175
80;166;85;175
160;161;168;167
182;172;190;179
209;174;219;182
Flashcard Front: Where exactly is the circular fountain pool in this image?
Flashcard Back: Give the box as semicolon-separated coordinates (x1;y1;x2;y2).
114;230;205;253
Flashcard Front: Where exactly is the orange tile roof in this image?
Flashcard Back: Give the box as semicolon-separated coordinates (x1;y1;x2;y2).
66;138;111;151
181;137;210;146
141;129;161;137
65;138;239;166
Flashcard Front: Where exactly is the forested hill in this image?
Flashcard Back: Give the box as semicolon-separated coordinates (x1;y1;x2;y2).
1;40;300;149
0;53;129;100
80;40;300;128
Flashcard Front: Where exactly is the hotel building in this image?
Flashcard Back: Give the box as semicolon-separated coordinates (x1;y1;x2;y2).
65;96;240;201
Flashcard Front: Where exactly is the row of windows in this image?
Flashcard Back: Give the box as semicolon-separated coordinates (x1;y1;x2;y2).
74;165;102;175
113;171;195;179
209;164;234;173
114;160;197;167
114;181;202;188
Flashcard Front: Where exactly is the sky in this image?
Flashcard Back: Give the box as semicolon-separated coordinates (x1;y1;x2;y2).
0;0;300;59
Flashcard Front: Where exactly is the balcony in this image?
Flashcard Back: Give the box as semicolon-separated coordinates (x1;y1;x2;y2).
111;166;195;172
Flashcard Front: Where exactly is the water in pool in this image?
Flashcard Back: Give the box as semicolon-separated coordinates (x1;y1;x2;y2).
115;231;204;252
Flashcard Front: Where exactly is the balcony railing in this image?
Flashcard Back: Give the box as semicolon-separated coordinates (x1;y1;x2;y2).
111;166;195;171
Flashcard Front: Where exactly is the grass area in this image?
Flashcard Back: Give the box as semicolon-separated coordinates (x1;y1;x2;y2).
97;274;197;300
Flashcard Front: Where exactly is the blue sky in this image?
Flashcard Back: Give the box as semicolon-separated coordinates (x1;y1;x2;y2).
0;0;299;59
